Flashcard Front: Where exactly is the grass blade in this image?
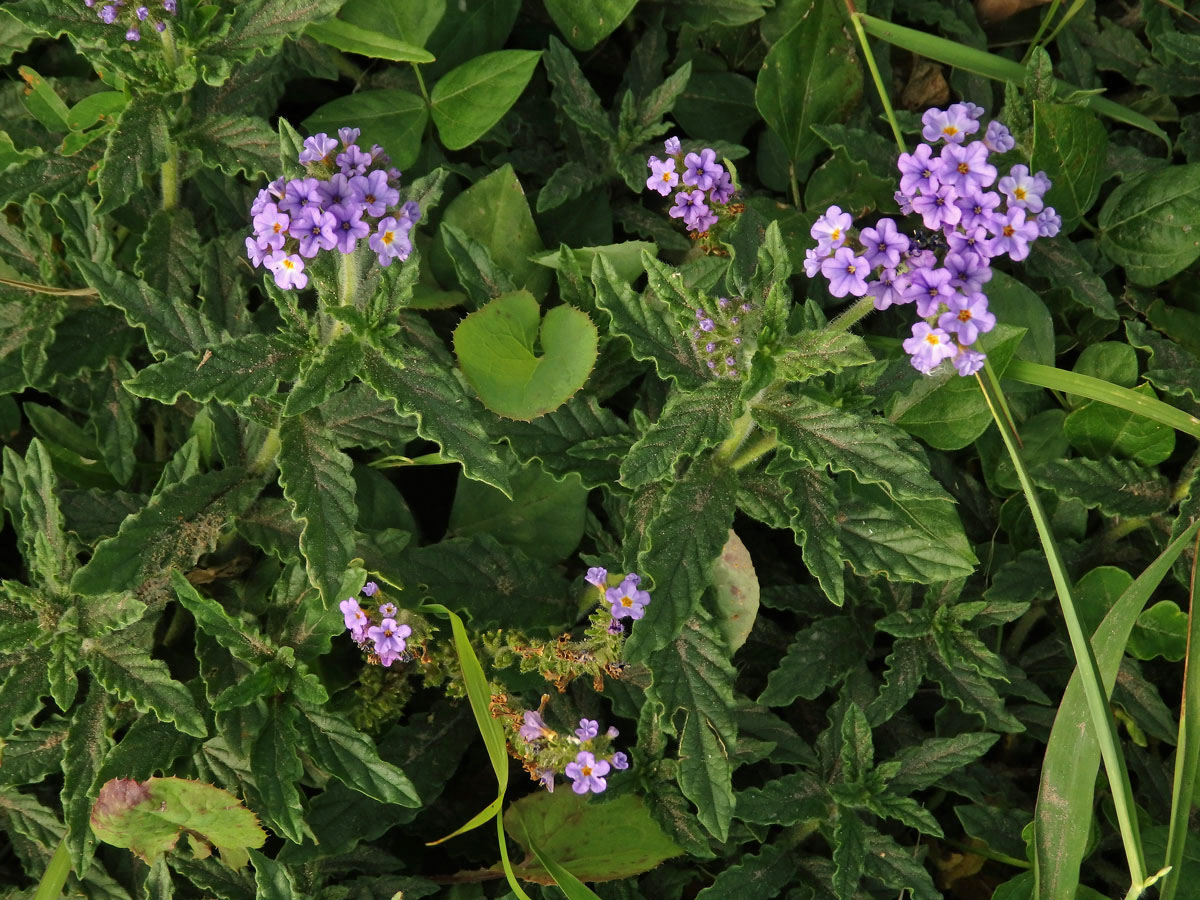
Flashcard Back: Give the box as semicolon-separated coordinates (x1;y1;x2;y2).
856;13;1169;145
528;836;605;900
1033;519;1200;899
1160;527;1200;900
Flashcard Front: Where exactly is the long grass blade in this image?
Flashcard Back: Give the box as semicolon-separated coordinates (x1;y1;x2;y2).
1006;360;1200;440
1032;519;1200;899
856;13;1170;145
527;837;605;900
1160;526;1200;900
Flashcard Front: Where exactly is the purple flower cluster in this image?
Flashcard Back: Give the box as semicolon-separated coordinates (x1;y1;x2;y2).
85;0;176;40
645;136;736;235
689;296;755;378
340;581;411;667
521;712;629;794
807;104;1061;377
246;128;420;291
585;567;652;629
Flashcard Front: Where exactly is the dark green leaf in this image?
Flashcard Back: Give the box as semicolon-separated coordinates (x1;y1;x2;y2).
1031;101;1108;226
126;334;300;406
430;50;542;150
543;36;614;140
295;705;420;807
249;703;306;844
759;617;865;706
1098;163;1200;285
694;841;799;900
61;681;109;875
735;772;828;826
97;94;169;215
620;381;742;487
303;91;428;171
180;114;278;181
282;333;363;417
885;732;999;796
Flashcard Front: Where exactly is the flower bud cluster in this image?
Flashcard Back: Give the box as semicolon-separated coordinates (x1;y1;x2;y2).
510;702;630;795
645;136;737;236
340;581;413;668
84;0;175;41
806;104;1061;377
246;128;420;291
686;297;756;378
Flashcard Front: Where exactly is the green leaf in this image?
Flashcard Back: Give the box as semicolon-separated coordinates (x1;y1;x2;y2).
1063;384;1176;466
0;649;49;738
1031;101;1108;226
359;326;511;495
16;65;69;132
294;705;420;807
95;715;196;786
885;732;999;796
1127;600;1188;662
171;571;274;666
759;617;865;706
861;826;940;900
832;811;867;900
82;630;206;738
1098;163;1200;285
492;394;631;489
304;17;434;61
709;530;760;654
694;841;798;900
1023;237;1118;321
1125;320;1200;403
530;242;655;285
282;333;363;417
180;115;278;181
303;90;428;171
620;381;742;487
505;791;684;883
339;0;444;48
97;94;169;215
196;0;345;85
0;719;67;787
542;0;636;50
1034;457;1171;518
542;36;614;141
755;0;861;167
773;330;875;382
62;681;109;876
11;439;75;590
453;291;598;421
278;414;358;605
71;468;258;598
430;50;541;150
440;222;520;306
735;771;829;826
436;164;550;298
135;208;204;305
125;334;299;406
753;392;951;502
91;776;265;869
647;618;738;841
625;457;738;660
592;255;706;388
249;849;297;900
250;702;306;843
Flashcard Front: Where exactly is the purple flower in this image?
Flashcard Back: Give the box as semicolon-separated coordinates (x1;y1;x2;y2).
98;4;118;23
903;323;957;375
362;581;379;597
803;247;827;278
957;101;985;121
136;5;148;19
265;252;308;290
911;185;962;231
607;618;623;635
821;247;870;298
575;719;599;740
611;752;629;770
1036;207;1061;238
692;209;719;232
279;177;323;218
332;207;370;253
946;225;991;259
319;173;359;212
125;26;140;40
369;215;414;267
955;189;1001;231
906;266;956;317
894;190;913;216
299;133;338;166
336;144;373;177
668;190;709;230
163;0;176;12
252;206;290;250
998;164;1045;213
291;207;338;258
565;751;610;794
539;769;556;792
585;567;608;588
379;602;397;618
646;157;679;196
921;104;980;144
340;598;369;641
954;347;987;376
988;207;1039;261
858;217;909;269
520;710;552;742
944;250;992;294
367;618;411;663
868;267;911;310
938;292;996;345
984;120;1015;153
245;236;268;268
897;144;942;198
606;574;651;620
682;148;722;191
339;127;361;147
155;21;165;31
811;205;853;252
606;726;619;738
664;136;681;155
709;170;735;204
1032;170;1052;195
938;141;996;193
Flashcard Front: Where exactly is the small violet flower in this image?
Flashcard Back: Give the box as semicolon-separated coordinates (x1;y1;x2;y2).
520;710;552;742
607;574;651;620
903;323;958;375
585;567;608;588
565;751;610;794
646;157;679;196
575;719;600;740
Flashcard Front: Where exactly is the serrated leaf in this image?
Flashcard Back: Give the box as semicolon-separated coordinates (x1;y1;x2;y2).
97;94;170;215
620;381;742;487
453;290;598;421
82;631;206;737
1125;319;1200;403
0;720;68;787
359;324;511;494
832;811;867;900
321;382;417;449
249;702;305;843
775;330;875;381
624;457;738;660
0;649;49;738
1034;457;1171;518
13;439;75;590
91;776;265;869
430;50;541;150
926;648;1024;733
282;333;362;417
171;571;274;665
125;334;300;406
0;141;98;206
694;840;798;900
181;114;278;181
71;468;258;598
90;358;140;487
862;827;940;900
1127;600;1188;662
62;681;109;875
753;392;950;502
647;618;737;841
95;715;196;786
249;849;296;899
493;394;630;489
277;414;358;605
633;61;692;141
197;0;344;85
759;617;865;706
295;705;420;807
885;732;999;796
543;36;613;140
735;771;828;826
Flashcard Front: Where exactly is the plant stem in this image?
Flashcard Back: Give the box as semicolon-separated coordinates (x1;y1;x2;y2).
1021;0;1061;64
715;410;757;463
159;23;178;71
161;139;179;211
826;294;876;334
33;839;71;900
846;8;906;154
248;425;281;477
978;366;1147;891
729;433;778;471
412;63;432;106
788;161;801;210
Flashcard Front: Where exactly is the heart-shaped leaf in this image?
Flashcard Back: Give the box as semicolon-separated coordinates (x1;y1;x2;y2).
453;290;597;421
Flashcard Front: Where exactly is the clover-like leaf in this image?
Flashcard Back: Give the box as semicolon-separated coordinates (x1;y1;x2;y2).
453;290;597;421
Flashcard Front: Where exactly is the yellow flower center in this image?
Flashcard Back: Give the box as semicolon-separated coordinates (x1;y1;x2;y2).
382;230;394;246
831;227;841;241
958;310;972;322
581;765;593;776
957;162;969;175
1003;225;1015;237
943;126;959;136
925;334;942;346
282;259;296;271
621;596;633;607
662;172;672;182
273;222;283;234
847;264;856;274
1015;187;1026;200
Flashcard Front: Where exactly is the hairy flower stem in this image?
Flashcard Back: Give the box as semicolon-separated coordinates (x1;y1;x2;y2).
248;425;281;477
32;839;71;900
729;433;778;471
977;367;1148;893
161;141;179;211
826;294;875;335
715;410;757;464
844;4;906;154
326;248;360;343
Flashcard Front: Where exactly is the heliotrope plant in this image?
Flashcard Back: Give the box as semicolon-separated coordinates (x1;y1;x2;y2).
84;0;176;41
512;707;631;795
246;128;421;290
807;103;1061;376
645;135;741;246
